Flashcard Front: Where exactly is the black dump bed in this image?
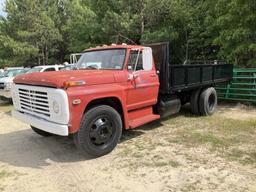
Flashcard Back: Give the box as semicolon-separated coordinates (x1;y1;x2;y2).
148;42;233;94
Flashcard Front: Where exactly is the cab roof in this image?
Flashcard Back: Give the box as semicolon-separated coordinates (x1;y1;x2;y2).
33;65;64;69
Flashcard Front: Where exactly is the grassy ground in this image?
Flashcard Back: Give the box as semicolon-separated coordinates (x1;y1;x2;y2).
118;103;256;170
163;107;256;165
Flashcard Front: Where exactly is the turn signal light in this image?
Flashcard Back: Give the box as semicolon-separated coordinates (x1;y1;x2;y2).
63;80;86;88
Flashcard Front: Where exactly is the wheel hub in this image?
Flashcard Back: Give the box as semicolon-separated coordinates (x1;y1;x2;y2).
90;117;113;145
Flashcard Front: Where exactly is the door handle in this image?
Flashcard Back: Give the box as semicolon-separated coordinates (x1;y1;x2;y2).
150;74;157;77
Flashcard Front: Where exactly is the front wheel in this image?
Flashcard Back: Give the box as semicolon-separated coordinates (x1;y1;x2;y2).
74;105;122;157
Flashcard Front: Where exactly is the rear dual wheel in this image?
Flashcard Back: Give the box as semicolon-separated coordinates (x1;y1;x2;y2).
190;89;201;115
199;87;217;116
190;87;217;116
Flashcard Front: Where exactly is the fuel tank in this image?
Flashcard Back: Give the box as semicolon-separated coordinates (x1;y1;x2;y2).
156;95;181;118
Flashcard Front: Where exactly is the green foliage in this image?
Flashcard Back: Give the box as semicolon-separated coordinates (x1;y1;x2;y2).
0;0;255;67
212;0;256;66
0;0;62;67
64;0;97;52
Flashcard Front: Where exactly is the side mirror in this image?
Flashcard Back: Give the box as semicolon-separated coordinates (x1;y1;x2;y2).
142;47;153;71
128;66;133;70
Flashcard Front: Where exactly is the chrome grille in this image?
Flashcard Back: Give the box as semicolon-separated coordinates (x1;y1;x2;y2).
18;88;50;117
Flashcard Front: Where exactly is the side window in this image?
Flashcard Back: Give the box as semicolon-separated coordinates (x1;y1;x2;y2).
128;50;143;71
44;68;56;72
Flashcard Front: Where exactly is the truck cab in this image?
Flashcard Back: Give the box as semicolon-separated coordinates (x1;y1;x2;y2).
11;43;232;157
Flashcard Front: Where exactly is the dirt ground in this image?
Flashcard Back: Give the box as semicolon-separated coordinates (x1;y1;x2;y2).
0;101;256;192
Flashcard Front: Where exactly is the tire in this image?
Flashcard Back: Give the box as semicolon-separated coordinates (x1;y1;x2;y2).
74;105;122;157
31;126;52;137
199;87;218;116
190;89;201;115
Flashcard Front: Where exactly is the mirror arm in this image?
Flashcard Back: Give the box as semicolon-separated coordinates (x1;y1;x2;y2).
133;49;141;72
128;74;134;81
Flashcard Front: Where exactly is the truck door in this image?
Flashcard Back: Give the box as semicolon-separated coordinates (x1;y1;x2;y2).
126;48;159;111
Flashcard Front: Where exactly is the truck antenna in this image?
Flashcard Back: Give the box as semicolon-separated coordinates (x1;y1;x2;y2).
115;34;137;45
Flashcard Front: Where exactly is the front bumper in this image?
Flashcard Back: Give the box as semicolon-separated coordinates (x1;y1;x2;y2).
12;110;69;136
0;90;12;99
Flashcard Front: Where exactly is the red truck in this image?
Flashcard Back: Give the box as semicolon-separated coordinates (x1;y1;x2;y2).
11;42;232;157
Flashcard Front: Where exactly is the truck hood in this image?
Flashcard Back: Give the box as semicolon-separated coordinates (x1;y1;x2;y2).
13;70;117;88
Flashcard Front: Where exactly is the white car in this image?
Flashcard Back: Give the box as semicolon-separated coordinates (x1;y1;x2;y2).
0;70;4;78
26;65;64;73
0;68;29;100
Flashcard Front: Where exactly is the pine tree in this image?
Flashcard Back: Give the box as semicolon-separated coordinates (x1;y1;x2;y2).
212;0;256;66
0;0;62;66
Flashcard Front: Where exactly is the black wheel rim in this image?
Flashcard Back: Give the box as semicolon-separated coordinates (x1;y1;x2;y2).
208;93;216;111
89;116;114;147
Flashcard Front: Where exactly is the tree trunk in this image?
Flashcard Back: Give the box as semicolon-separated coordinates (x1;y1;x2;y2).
42;48;45;66
36;43;40;66
140;0;145;37
45;44;49;65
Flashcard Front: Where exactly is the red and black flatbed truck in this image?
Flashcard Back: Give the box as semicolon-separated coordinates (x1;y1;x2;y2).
11;42;233;157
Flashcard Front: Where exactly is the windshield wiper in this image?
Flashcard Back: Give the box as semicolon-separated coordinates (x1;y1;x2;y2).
85;65;98;70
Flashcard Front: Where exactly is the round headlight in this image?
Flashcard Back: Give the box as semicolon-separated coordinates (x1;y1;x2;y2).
53;101;60;114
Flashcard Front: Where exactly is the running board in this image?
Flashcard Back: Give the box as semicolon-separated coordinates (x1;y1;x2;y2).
128;107;160;129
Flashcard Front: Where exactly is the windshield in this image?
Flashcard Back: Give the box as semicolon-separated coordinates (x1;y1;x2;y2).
76;49;126;70
27;67;42;73
4;69;27;77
